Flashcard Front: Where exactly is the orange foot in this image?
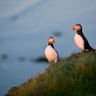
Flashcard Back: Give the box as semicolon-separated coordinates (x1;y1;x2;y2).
81;50;84;55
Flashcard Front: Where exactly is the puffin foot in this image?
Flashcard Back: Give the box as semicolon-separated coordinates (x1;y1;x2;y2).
81;50;84;55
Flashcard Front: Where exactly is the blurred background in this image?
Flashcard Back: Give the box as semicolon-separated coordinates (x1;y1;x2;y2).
0;0;96;95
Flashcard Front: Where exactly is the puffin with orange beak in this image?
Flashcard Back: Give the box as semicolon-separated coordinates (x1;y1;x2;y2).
72;24;94;54
45;37;59;64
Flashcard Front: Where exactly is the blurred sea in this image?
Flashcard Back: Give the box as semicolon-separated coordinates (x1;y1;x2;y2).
0;0;96;95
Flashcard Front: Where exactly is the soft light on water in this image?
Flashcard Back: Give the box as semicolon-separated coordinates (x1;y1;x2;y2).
0;0;96;95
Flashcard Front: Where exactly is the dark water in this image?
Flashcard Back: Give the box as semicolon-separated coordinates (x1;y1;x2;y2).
0;0;96;95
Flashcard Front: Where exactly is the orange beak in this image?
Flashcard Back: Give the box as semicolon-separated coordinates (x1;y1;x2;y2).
53;39;56;43
72;26;76;31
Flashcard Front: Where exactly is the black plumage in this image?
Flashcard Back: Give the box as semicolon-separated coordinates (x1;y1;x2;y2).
72;24;95;52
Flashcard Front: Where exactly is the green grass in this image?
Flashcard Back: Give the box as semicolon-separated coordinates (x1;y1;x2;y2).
5;51;96;96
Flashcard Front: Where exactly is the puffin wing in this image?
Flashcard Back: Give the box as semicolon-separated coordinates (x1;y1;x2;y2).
55;49;59;62
84;39;94;51
82;34;94;51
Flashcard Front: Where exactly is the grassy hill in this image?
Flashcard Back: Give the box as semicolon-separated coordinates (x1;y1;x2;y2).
5;51;96;96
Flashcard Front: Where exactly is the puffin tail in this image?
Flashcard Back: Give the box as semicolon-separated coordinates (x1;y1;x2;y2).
88;46;95;51
85;46;95;52
91;47;95;51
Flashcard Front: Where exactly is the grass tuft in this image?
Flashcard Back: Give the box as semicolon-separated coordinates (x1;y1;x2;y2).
5;51;96;96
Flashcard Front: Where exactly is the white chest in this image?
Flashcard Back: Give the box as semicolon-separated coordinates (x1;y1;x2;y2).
74;33;84;50
45;46;58;63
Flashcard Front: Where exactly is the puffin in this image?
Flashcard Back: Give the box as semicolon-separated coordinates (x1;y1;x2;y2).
45;37;59;64
72;24;94;54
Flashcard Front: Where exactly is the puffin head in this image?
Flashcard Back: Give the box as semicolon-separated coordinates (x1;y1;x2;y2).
72;24;82;31
48;37;55;45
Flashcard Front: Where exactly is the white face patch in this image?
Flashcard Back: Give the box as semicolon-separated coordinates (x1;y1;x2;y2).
75;25;81;30
74;33;84;50
48;38;54;43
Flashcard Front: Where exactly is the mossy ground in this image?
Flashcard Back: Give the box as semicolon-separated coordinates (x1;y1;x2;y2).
5;51;96;96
